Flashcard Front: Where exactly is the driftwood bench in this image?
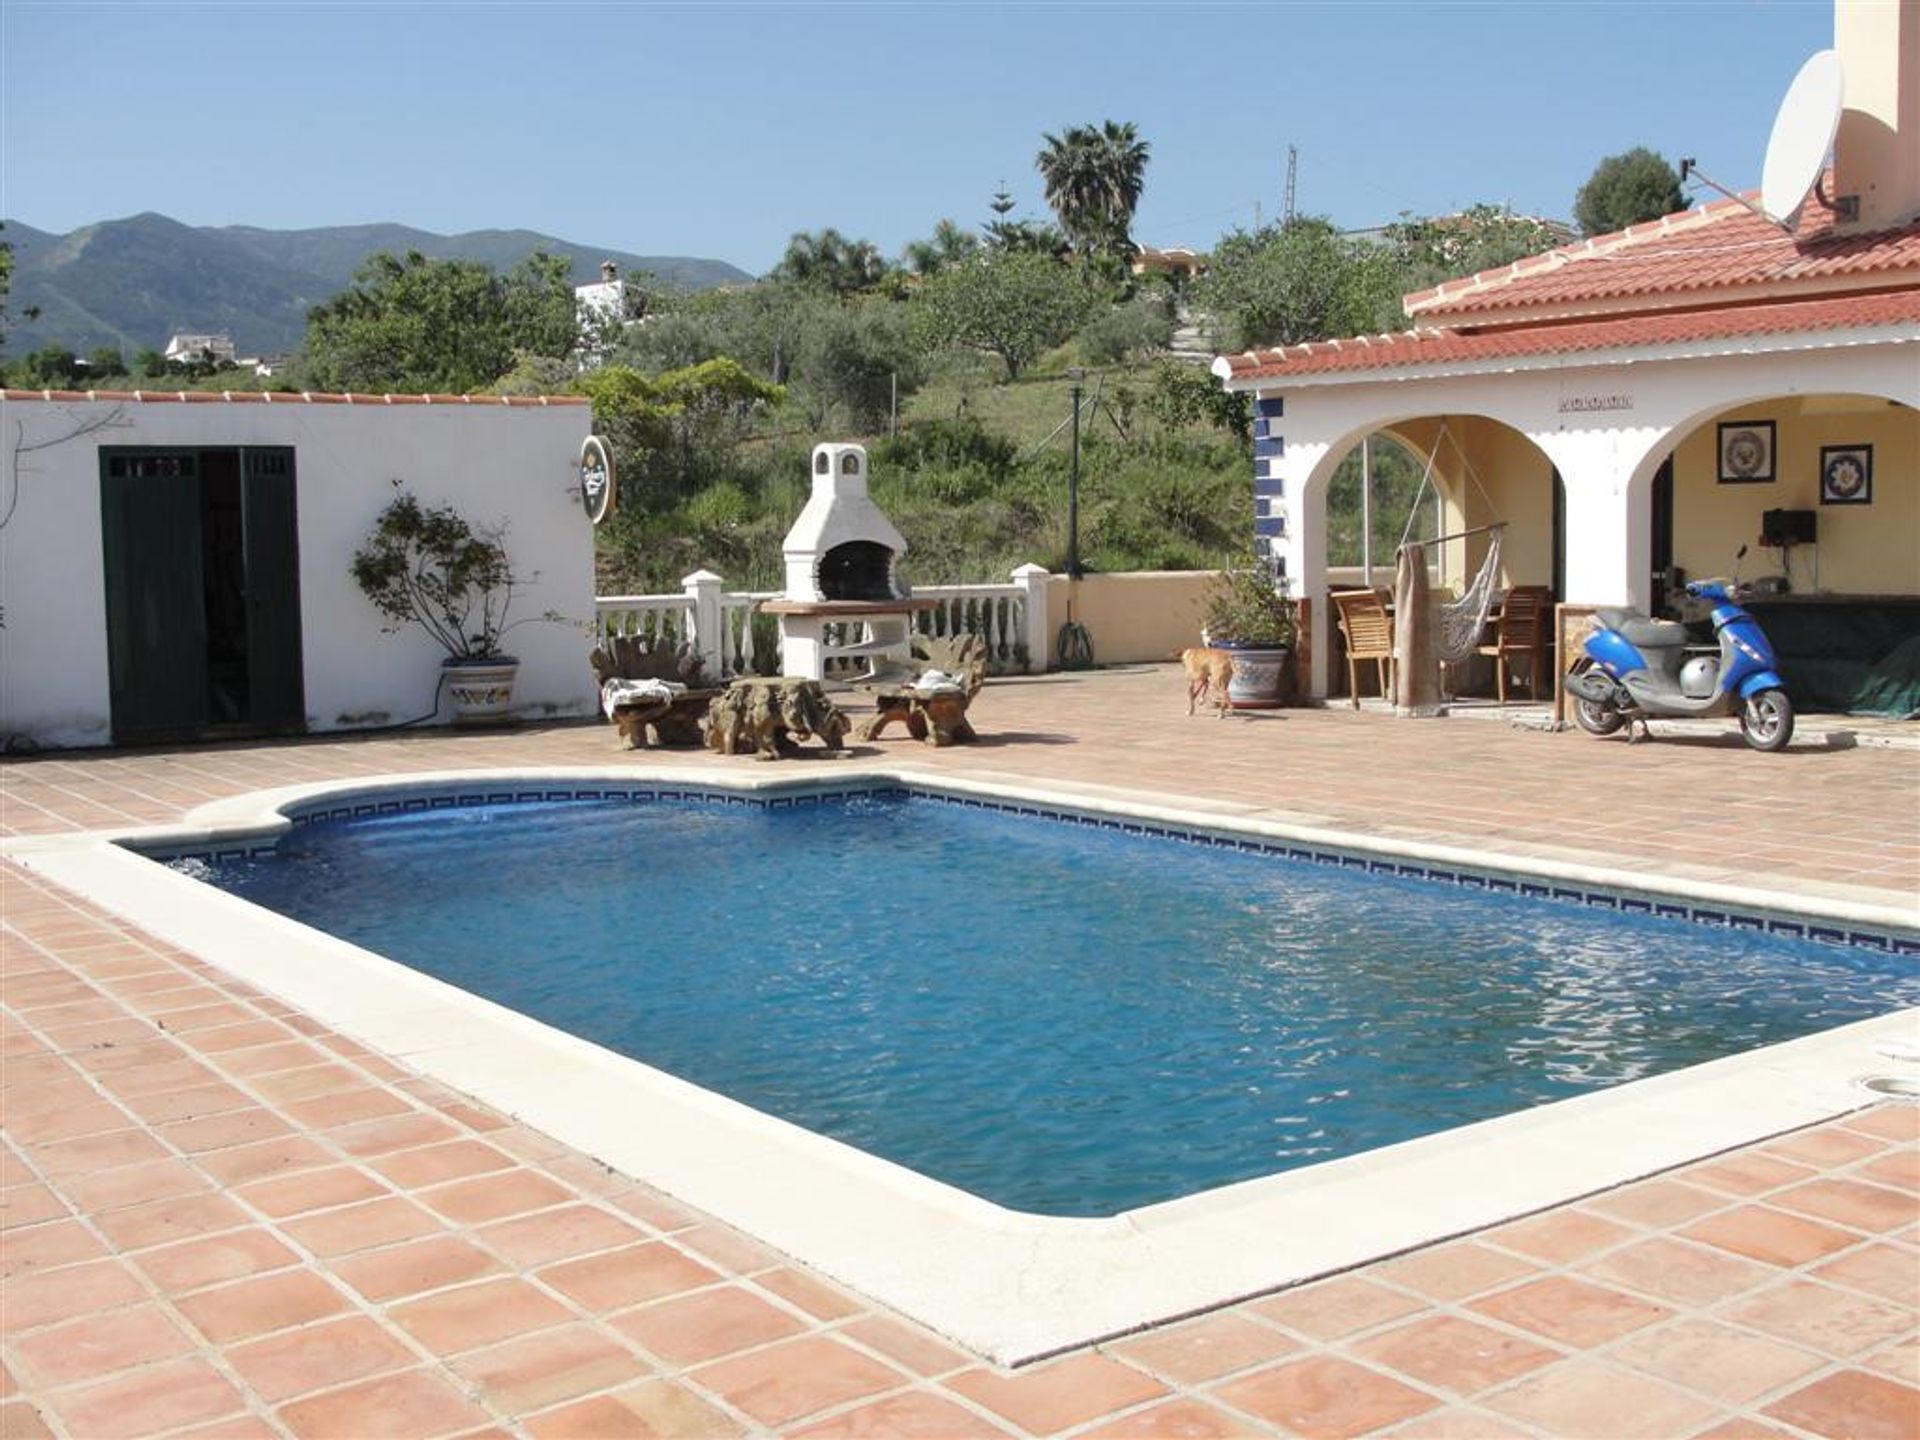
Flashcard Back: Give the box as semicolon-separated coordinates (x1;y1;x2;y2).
856;633;986;747
706;677;850;760
589;638;720;749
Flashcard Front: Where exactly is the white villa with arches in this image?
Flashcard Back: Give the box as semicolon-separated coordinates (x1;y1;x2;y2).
1214;2;1919;703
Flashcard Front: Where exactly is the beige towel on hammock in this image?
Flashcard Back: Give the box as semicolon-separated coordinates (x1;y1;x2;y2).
1393;543;1447;717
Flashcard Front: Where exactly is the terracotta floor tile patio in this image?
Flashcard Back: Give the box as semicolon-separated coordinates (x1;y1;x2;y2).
2;670;1916;1437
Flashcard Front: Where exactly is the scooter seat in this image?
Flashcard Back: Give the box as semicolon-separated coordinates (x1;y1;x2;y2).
1596;610;1688;648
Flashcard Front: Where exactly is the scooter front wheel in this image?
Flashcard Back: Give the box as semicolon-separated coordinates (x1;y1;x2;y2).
1740;688;1795;752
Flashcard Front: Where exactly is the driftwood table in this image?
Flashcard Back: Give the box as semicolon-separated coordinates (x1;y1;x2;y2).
706;677;850;760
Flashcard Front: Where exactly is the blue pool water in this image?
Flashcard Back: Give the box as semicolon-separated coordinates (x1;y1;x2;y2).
189;792;1919;1217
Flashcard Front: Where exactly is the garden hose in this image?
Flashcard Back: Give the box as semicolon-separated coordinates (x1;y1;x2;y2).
1056;620;1094;670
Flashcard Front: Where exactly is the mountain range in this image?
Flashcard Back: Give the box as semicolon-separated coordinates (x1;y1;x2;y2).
1;213;754;359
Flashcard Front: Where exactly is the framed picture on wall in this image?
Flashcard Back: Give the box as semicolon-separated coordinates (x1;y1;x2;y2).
1819;444;1872;505
1717;420;1776;483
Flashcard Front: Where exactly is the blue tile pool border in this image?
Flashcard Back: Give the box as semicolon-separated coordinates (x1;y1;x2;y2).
129;777;1920;957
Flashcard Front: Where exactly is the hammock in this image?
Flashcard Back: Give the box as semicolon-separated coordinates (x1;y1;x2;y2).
1390;420;1508;664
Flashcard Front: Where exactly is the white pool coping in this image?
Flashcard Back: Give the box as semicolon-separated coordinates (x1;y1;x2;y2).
9;763;1917;1366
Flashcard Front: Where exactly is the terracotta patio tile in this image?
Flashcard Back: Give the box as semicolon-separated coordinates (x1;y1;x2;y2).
98;1056;221;1098
46;1357;247;1440
1690;1420;1797;1440
203;1134;341;1188
247;1062;371;1104
190;1020;297;1054
1213;1354;1436;1439
756;1265;863;1320
213;1040;330;1078
1483;1359;1717;1439
1773;1176;1917;1233
10;1303;194;1387
1469;1275;1668;1348
0;1098;123;1147
1486;1208;1636;1263
332;1232;502;1302
539;1241;722;1313
0;1218;107;1278
370;1138;513;1188
1353;1313;1560;1397
1765;1125;1887;1168
175;1268;351;1343
1612;1316;1826;1404
1582;1176;1728;1229
159;1107;295;1155
1721;1278;1914;1358
1580;1235;1775;1308
420;1169;573;1225
449;1324;651;1414
944;1351;1167;1440
1859;1149;1919;1193
93;1190;251;1251
1387;1407;1537;1438
1684;1152;1817;1197
1247;1274;1427;1341
1864;1336;1919;1387
693;1335;907;1429
0;1257;146;1333
609;1285;805;1366
225;1315;416;1402
1763;1368;1920;1440
280;1195;441;1257
27;1125;168;1179
166;1416;283;1440
473;1201;645;1263
1843;1106;1920;1144
234;1163;388;1218
116;1080;252;1124
605;1186;700;1233
323;1109;460;1157
523;1380;743;1439
672;1222;782;1274
277;1367;492;1439
1813;1241;1920;1304
0;1401;55;1438
1370;1240;1539;1302
1106;1311;1302;1388
132;1226;298;1294
0;1184;70;1232
1683;1204;1863;1267
792;1390;1017;1438
282;1086;412;1129
64;1156;211;1216
839;1315;972;1378
389;1276;574;1355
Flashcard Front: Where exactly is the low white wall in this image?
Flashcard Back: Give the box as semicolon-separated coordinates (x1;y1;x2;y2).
0;393;598;748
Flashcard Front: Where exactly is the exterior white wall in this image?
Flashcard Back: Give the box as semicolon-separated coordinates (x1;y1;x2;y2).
0;395;598;748
1253;337;1918;694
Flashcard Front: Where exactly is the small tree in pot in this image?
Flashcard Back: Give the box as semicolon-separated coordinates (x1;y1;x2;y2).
350;485;545;723
1201;558;1297;709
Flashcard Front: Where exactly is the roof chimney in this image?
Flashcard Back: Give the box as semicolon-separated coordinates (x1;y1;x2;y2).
1832;0;1920;229
600;259;619;284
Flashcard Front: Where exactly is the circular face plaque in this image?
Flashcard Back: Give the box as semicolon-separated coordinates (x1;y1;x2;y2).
1822;451;1864;500
1724;428;1766;479
578;435;616;525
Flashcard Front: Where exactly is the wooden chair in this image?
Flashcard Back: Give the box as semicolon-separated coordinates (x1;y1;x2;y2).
1330;589;1394;709
859;633;987;746
588;637;721;748
1478;585;1552;703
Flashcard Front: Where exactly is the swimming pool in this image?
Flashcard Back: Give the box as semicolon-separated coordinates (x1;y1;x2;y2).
22;767;1915;1362
185;787;1919;1217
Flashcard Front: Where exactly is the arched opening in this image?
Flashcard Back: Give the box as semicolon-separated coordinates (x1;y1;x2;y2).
1638;392;1919;715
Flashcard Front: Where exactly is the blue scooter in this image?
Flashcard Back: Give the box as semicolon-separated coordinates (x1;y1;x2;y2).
1565;548;1795;751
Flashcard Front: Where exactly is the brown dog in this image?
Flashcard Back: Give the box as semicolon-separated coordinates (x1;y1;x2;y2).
1181;647;1235;717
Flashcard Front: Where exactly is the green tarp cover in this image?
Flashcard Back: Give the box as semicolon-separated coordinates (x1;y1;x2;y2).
1749;601;1920;718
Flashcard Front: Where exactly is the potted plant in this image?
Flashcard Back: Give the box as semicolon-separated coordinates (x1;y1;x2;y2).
1200;558;1297;709
350;485;545;724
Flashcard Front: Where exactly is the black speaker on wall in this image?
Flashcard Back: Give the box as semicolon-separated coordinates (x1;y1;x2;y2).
1761;509;1816;546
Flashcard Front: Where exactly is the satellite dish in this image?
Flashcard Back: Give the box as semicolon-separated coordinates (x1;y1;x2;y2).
1760;49;1844;227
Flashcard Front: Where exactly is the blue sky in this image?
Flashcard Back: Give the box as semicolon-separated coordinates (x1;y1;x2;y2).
4;1;1834;276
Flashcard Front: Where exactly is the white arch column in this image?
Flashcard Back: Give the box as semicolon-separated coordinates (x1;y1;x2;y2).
1535;427;1670;609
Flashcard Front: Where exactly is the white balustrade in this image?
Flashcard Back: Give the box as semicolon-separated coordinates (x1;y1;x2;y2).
595;566;1051;678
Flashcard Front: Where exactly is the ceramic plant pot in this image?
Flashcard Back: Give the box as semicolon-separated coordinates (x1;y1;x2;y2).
1221;645;1293;710
443;658;520;725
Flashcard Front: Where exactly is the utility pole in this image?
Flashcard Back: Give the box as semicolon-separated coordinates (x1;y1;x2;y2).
1283;145;1299;228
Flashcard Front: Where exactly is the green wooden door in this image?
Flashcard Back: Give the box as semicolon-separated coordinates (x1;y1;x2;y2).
99;446;305;742
101;450;209;741
241;448;305;730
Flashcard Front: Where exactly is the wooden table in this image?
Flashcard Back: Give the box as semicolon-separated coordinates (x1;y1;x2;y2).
705;677;850;760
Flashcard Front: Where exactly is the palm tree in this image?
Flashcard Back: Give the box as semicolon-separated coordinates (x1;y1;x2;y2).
902;219;981;277
1035;121;1151;263
772;229;889;297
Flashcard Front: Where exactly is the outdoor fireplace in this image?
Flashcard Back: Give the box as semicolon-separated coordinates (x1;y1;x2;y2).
765;442;932;681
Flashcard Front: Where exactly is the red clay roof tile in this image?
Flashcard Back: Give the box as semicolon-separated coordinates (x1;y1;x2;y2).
0;389;589;406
